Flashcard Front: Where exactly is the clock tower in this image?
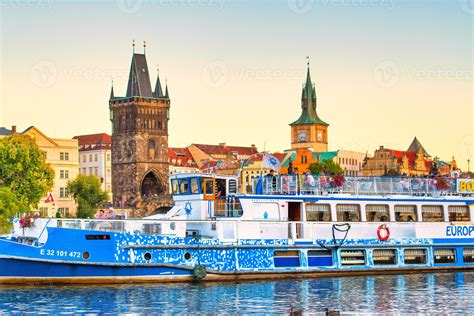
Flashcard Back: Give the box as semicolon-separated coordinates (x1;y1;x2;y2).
290;61;329;152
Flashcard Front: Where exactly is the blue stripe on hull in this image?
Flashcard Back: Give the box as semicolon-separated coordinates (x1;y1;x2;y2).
0;259;191;278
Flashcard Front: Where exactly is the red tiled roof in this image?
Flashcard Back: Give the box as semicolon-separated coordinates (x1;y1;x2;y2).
168;147;196;167
73;133;111;150
193;144;258;156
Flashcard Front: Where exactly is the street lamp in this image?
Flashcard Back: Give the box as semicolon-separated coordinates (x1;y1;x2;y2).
468;159;471;173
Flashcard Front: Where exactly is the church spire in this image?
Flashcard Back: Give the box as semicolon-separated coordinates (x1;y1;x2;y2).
153;65;164;98
126;50;153;98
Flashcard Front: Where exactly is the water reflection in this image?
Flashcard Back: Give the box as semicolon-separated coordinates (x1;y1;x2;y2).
0;272;472;314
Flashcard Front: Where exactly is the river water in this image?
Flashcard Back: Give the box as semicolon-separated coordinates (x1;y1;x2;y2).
0;272;472;314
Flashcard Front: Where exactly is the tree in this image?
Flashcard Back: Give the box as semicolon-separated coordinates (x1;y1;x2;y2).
67;174;109;218
0;187;28;233
308;159;344;175
0;134;54;208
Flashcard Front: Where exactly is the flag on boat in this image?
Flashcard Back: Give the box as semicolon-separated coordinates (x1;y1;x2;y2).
262;153;281;172
44;193;54;203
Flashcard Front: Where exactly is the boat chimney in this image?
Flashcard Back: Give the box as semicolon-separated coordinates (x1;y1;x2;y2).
11;125;16;133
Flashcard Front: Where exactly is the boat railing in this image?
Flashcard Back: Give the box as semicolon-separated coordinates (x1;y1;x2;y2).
255;175;469;197
18;218;449;245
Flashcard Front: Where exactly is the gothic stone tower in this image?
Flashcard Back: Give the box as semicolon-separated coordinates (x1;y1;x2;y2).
109;49;171;212
290;63;329;152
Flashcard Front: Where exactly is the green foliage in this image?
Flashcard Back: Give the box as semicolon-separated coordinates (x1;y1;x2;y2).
0;187;28;233
0;134;54;208
308;159;344;175
67;174;109;218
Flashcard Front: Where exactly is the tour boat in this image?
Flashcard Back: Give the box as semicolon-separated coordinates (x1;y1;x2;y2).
0;173;473;284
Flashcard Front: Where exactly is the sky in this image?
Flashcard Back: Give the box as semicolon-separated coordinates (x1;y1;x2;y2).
0;0;472;169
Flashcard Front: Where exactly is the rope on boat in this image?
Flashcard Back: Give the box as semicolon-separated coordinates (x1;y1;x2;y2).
318;223;351;251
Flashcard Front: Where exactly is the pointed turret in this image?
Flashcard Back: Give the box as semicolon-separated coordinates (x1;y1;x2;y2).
126;53;153;98
407;137;429;157
110;83;115;100
153;69;164;98
164;80;169;99
291;60;328;126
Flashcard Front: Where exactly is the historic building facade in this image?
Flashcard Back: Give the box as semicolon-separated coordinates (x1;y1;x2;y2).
361;137;438;176
73;133;112;201
290;63;329;152
109;49;171;213
0;126;80;217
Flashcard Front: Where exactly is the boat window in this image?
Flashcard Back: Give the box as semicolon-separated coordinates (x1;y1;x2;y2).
366;205;389;222
171;179;179;195
336;204;361;222
306;203;331;221
404;249;426;264
395;205;417;222
228;179;237;194
142;223;162;235
340;250;365;266
190;178;199;194
216;179;226;197
373;249;397;265
448;206;470;221
434;248;456;264
274;250;300;267
422;205;444;222
179;179;189;194
463;248;474;263
308;250;333;266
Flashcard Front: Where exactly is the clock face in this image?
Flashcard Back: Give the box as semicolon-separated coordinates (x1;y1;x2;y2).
298;131;307;142
317;131;323;141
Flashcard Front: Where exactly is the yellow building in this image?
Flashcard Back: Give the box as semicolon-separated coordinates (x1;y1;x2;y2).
21;127;79;217
290;62;329;152
361;138;433;176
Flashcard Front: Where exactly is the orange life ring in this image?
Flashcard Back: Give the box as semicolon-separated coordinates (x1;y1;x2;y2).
377;224;390;241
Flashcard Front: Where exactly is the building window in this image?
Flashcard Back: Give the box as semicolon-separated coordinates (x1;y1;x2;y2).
395;205;417;222
59;170;69;179
306;203;331;221
38;207;48;217
336;204;361;222
89;167;93;175
107;153;111;161
94;154;98;162
42;151;47;160
60;170;64;179
60;152;69;161
448;205;470;221
89;154;92;162
60;187;69;198
421;205;444;222
366;204;389;222
94;167;98;176
106;168;111;175
82;155;86;163
82;168;87;174
58;207;70;217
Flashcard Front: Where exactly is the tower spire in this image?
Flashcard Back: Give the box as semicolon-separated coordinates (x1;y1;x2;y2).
110;78;114;99
153;65;164;98
164;78;169;99
143;40;146;54
132;39;135;54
